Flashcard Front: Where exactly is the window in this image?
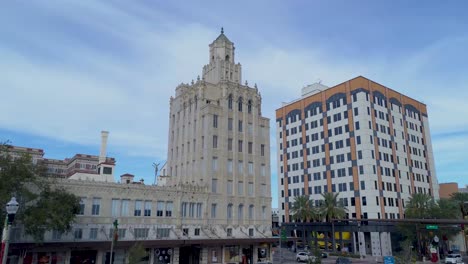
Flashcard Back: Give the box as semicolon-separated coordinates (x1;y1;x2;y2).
73;197;86;217
211;203;217;218
248;182;254;196
355;121;360;130
228;118;233;131
144;201;152;216
262;206;267;220
227;159;233;173
261;184;267;196
238;181;244;195
156;201;164;217
212;157;218;171
238;161;243;174
164;201;173;217
228;94;233;109
227;204;233;219
196;203;202;218
238;120;243;132
212;178;218;193
74;228;83;239
248;142;253;154
360;181;365;190
121;199;129;216
238;140;243;152
362;196;367;206
249;228;254;237
92;198;101;215
238;204;244;221
89;228;98;240
261;164;266;177
227;180;233;195
227;228;232;237
357;136;361;144
52;230;62;240
111;199;120;217
249;205;254;220
248;162;254;174
213;114;218;128
194;228;200;236
156;228;169;238
213;135;218;148
228;138;233;151
261;144;265;156
134;200;142;216
182;228;189;236
238;97;243;111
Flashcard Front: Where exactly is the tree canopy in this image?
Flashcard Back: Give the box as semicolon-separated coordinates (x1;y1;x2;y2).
0;143;81;242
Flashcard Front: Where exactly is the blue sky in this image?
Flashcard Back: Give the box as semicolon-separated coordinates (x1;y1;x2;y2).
1;1;468;208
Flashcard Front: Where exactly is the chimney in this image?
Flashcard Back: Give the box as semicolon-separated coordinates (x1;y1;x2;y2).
99;131;109;164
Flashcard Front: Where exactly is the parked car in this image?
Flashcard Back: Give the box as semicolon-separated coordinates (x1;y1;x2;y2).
445;253;463;264
321;251;329;258
296;252;316;262
336;257;352;264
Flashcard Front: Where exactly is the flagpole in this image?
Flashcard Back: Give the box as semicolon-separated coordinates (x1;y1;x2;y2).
109;219;118;264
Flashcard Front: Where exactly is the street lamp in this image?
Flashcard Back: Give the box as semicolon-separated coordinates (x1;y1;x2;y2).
1;197;20;264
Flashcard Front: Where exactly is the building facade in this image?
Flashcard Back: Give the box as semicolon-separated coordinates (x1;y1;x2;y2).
275;76;439;257
8;30;273;264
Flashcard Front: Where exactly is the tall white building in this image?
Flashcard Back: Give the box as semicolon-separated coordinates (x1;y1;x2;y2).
276;76;439;223
7;30;274;264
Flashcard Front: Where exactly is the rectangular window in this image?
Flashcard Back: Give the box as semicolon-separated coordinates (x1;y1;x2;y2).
228;138;233;151
194;228;200;236
157;201;165;217
248;182;254;196
248;142;253;154
213;135;218;148
134;200;142;216
360;181;365;190
238;181;244;195
261;164;266;177
238;140;243;152
238;120;243;132
238;160;243;174
212;157;218;171
89;228;98;240
211;203;217;218
196;203;202;218
227;180;233;195
144;201;152;216
74;228;83;239
228;118;233;131
213;114;218;128
111;199;120;217
121;199;129;216
261;144;265;156
156;228;169;238
212;178;217;193
248;162;254;175
92;198;101;216
78;198;85;215
166;201;173;217
227;159;233;173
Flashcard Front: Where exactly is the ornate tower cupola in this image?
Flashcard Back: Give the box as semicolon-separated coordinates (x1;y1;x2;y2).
202;27;242;84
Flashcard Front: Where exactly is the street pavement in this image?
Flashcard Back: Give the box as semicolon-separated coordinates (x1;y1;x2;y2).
272;247;468;263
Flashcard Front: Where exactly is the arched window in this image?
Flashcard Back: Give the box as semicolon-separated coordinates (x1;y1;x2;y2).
238;204;244;221
238;97;243;112
248;100;252;114
225;55;230;62
228;94;233;110
249;205;254;220
227;204;233;219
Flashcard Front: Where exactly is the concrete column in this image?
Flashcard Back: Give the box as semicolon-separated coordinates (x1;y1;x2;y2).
96;250;104;264
352;232;357;254
64;250;71;264
370;232;382;256
358;231;366;257
172;247;180;264
149;248;154;264
200;247;208;264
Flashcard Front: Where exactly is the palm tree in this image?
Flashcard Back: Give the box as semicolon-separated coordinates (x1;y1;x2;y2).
319;192;347;222
450;192;468;218
290;195;316;247
405;193;436;219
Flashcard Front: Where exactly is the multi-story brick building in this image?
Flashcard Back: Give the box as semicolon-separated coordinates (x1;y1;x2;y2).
276;76;439;223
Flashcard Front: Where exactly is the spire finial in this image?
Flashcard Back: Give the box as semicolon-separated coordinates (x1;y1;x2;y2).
221;27;224;34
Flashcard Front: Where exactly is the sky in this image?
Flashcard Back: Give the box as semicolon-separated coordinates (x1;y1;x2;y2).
1;0;468;208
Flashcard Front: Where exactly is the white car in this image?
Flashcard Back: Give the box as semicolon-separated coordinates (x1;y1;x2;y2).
296;251;316;262
445;253;463;264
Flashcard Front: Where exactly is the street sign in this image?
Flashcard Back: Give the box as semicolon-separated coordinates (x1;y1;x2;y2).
426;225;438;230
384;256;395;264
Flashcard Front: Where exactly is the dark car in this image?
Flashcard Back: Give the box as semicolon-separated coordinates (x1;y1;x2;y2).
336;257;352;264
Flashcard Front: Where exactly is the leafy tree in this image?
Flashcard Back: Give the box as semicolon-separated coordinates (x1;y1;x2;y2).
290;195;316;247
128;243;149;264
319;193;347;222
0;143;81;241
405;193;437;219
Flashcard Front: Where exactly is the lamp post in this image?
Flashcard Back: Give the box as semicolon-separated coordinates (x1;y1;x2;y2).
1;197;20;264
109;219;118;264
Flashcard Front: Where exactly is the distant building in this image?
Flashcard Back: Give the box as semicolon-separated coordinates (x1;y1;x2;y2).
439;182;459;199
